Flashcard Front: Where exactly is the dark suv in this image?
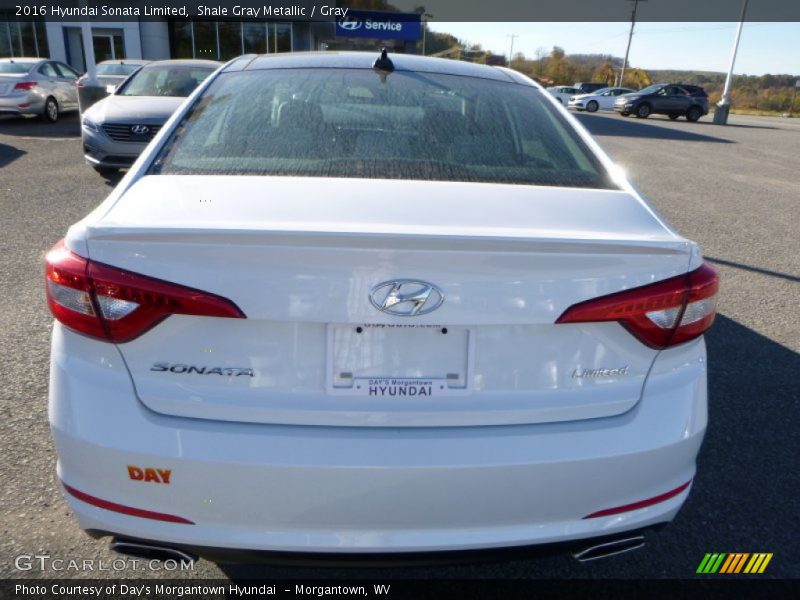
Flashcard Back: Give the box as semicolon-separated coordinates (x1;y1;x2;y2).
614;84;709;121
573;82;609;94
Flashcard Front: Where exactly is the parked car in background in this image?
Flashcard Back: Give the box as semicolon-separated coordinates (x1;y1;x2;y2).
76;59;149;92
0;57;80;122
81;59;220;176
614;83;710;121
568;87;635;112
48;51;717;564
546;85;580;104
573;82;609;94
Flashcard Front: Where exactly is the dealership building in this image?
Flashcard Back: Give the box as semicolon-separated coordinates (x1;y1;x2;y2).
0;5;422;71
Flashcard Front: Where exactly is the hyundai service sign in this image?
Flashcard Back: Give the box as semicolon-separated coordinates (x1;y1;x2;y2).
335;11;422;41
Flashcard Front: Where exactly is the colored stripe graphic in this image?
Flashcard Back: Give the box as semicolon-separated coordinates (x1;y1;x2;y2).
744;553;773;574
720;553;749;573
699;553;773;574
696;553;713;573
733;553;750;573
719;554;736;573
697;553;726;573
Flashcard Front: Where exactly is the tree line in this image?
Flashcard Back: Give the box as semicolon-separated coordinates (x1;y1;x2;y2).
425;32;799;114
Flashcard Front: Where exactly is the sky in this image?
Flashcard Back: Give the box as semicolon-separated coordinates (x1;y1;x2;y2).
426;22;800;75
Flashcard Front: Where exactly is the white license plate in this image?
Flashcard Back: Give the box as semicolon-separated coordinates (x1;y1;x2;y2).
350;378;451;397
326;324;473;397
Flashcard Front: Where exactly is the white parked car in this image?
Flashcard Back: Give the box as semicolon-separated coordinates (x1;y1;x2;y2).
46;52;717;564
546;85;580;105
569;87;636;112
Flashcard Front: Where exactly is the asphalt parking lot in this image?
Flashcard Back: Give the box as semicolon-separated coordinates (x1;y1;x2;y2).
0;110;798;580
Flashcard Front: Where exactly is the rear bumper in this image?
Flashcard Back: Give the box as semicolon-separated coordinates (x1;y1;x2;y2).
49;324;707;555
0;93;44;116
99;526;663;566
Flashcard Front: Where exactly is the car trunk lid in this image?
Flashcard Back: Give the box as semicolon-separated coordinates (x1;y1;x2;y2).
83;175;691;427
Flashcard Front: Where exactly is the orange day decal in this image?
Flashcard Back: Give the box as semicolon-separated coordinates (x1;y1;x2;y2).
127;465;172;484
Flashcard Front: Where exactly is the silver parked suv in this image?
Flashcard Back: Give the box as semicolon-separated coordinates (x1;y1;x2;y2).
81;59;220;175
0;58;80;122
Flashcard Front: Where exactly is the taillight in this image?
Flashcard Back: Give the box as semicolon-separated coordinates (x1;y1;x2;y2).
13;81;37;91
556;263;718;349
45;241;245;343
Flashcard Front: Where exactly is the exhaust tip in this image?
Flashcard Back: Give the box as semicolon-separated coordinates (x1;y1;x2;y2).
572;535;645;562
111;539;197;564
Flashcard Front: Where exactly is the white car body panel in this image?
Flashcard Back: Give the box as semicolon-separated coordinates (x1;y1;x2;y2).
50;324;705;552
545;86;578;105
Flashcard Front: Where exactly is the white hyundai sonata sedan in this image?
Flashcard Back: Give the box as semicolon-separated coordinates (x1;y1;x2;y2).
46;51;717;563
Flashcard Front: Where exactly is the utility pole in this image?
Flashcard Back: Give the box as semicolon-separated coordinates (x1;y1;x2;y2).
421;13;433;56
619;0;645;87
507;34;519;68
714;0;749;125
415;8;434;56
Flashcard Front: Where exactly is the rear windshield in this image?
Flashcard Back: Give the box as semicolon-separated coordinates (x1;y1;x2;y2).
117;65;214;97
0;62;35;74
97;63;141;76
151;68;615;189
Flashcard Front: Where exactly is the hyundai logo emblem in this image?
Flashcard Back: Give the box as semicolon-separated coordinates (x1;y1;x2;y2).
131;125;150;135
369;280;444;316
337;17;363;31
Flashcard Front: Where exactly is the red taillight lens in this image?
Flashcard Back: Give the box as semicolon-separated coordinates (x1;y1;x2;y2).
45;241;245;343
13;81;37;91
556;263;718;349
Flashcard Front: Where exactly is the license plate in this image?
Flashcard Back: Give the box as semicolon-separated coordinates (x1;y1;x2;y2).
350;378;450;397
327;324;473;396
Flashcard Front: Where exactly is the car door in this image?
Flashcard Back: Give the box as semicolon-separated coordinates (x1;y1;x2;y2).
37;62;64;106
596;89;614;109
53;63;80;109
652;86;673;112
654;86;687;114
562;87;578;104
602;88;625;109
671;86;692;113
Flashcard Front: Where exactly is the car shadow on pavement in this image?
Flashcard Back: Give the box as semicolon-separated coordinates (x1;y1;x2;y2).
0;143;26;168
575;113;734;143
706;256;800;283
101;171;125;188
213;315;799;580
0;114;80;138
697;117;779;131
644;114;779;131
